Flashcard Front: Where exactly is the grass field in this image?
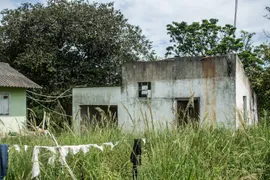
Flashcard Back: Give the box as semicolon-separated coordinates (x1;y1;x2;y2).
1;118;270;180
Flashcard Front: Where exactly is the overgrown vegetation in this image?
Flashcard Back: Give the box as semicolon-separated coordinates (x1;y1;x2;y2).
1;118;269;179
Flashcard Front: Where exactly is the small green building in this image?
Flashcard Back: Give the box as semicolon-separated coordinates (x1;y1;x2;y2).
0;62;41;134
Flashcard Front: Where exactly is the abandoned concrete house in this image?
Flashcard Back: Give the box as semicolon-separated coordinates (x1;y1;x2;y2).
72;54;258;132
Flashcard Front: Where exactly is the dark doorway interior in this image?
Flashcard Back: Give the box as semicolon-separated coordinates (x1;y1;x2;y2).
177;98;199;125
80;105;118;126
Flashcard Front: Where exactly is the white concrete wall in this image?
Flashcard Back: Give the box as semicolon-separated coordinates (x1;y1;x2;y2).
235;57;258;127
119;77;236;132
119;55;239;132
72;87;121;132
0;116;26;134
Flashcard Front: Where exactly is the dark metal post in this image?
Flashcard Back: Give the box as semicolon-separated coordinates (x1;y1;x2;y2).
130;139;142;180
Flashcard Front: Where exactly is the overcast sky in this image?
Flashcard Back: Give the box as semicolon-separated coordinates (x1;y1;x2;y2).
1;0;269;57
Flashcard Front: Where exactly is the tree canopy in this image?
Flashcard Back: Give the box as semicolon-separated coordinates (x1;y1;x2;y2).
0;0;155;117
0;0;154;91
166;19;244;57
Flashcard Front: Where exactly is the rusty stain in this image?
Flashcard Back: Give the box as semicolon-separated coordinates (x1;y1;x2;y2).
202;57;216;78
202;57;217;123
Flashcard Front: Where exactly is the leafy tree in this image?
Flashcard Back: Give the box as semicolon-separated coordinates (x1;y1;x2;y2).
238;31;264;83
0;0;154;116
166;19;243;57
258;6;270;111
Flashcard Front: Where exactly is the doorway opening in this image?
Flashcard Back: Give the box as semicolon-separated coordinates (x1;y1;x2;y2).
80;105;118;127
176;98;200;126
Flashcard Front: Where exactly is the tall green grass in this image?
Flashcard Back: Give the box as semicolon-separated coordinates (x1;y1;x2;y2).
1;120;270;180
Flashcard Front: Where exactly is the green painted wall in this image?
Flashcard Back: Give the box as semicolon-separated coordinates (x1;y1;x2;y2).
0;87;26;116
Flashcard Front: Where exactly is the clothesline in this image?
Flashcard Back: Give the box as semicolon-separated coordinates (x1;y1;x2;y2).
32;142;119;179
9;142;119;179
9;142;119;153
4;138;146;179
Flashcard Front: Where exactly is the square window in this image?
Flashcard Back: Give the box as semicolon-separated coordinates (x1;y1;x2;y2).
138;82;151;98
0;93;9;115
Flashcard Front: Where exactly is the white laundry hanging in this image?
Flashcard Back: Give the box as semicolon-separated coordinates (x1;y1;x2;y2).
68;146;81;155
89;144;104;151
31;146;40;179
24;145;29;152
30;141;119;179
80;145;90;154
14;144;20;152
103;142;119;150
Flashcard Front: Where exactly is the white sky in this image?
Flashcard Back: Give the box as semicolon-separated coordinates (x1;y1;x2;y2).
1;0;269;57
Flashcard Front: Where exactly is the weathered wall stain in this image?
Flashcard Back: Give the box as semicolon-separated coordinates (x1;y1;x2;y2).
202;57;216;123
202;57;216;78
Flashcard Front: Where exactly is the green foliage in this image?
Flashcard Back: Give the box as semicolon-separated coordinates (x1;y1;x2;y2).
0;0;154;115
237;32;264;86
1;123;270;179
166;19;243;57
262;7;270;110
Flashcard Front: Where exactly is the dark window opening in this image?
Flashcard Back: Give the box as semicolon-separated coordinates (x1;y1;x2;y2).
138;82;151;98
80;105;118;127
177;98;199;126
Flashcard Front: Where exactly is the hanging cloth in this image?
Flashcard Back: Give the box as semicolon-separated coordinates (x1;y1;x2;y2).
0;144;8;180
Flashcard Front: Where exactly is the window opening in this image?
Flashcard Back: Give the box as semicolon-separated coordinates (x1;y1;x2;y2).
138;82;151;98
0;93;9;115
